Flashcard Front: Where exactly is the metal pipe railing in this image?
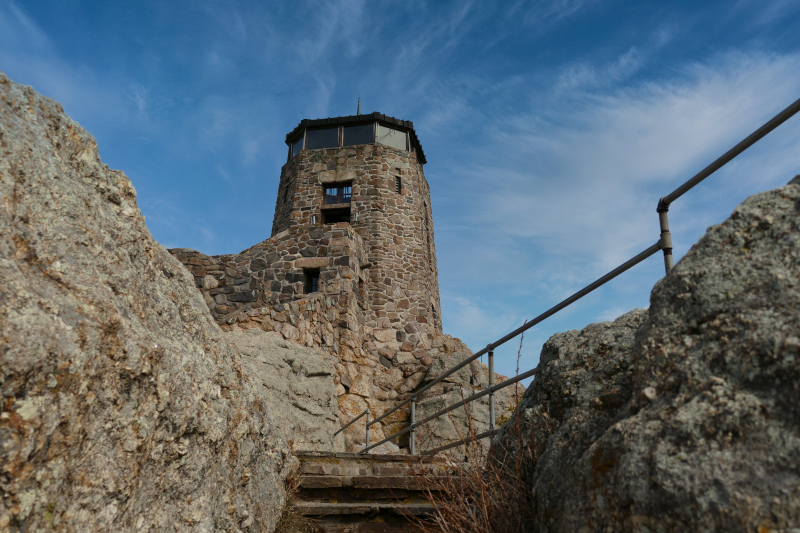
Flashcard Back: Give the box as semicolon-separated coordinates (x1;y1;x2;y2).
336;94;800;456
333;408;368;436
361;366;540;454
421;430;495;456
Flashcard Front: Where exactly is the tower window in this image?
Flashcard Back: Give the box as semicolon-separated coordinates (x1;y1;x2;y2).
306;127;339;150
304;269;320;294
395;177;402;194
291;136;304;158
324;184;352;205
343;124;375;147
377;124;408;151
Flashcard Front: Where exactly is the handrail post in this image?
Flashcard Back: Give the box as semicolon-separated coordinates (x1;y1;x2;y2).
410;399;416;455
657;197;673;274
488;347;495;437
365;412;370;453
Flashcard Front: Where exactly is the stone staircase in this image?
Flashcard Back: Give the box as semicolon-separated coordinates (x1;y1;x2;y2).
293;451;445;532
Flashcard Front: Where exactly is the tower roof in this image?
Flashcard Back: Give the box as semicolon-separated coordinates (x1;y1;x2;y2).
285;112;427;164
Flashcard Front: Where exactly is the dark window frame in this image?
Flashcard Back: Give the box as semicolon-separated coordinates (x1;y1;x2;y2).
324;183;352;205
342;123;376;147
289;120;419;162
306;126;340;151
395;176;402;194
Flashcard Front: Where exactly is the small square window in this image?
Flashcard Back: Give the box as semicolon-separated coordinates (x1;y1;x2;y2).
304;269;320;294
324;184;352;205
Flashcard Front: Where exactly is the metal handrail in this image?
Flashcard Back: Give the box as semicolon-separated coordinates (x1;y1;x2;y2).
333;408;368;436
338;94;800;455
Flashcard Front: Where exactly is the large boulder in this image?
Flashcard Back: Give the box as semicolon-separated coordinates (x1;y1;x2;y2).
0;71;294;531
495;177;800;531
228;329;345;452
491;309;647;509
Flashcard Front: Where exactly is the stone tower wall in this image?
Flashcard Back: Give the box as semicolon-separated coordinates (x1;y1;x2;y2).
272;142;442;334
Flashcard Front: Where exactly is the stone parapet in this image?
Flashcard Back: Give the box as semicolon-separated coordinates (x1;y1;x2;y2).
168;223;368;320
170;246;517;453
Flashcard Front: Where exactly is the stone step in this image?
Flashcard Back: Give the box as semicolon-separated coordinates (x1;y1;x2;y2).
295;501;435;516
310;522;425;533
299;475;423;490
297;486;434;503
293;451;443;533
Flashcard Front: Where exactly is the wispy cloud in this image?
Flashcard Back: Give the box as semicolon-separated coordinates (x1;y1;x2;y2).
436;49;800;374
519;0;600;27
450;51;800;268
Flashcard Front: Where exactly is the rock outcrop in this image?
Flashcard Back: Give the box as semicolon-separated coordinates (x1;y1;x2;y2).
415;336;524;454
492;309;647;488
495;177;800;532
229;329;344;452
0;71;295;531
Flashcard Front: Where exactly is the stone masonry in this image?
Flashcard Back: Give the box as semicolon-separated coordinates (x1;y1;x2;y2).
170;113;520;453
274;142;442;332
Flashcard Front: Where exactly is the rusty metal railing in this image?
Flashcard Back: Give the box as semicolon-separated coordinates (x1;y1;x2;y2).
337;95;800;456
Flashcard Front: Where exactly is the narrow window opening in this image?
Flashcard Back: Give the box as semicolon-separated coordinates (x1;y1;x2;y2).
304;269;320;294
395;177;402;194
321;208;351;224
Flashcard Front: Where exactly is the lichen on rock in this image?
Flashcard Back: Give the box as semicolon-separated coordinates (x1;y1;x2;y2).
494;177;800;532
0;70;295;532
229;329;345;452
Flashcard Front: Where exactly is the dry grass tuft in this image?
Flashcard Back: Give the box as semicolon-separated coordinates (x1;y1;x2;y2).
403;326;550;533
274;474;322;533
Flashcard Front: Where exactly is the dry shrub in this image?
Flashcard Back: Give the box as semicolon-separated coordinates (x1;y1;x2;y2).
404;326;550;533
275;473;321;533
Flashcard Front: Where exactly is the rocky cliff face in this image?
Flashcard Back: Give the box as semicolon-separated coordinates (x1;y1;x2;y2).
0;71;296;531
229;329;344;452
495;177;800;532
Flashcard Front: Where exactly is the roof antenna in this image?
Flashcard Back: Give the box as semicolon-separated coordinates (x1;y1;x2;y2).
357;97;361;115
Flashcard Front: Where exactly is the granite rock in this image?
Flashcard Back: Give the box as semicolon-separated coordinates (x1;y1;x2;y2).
228;329;344;452
494;178;800;532
0;71;294;532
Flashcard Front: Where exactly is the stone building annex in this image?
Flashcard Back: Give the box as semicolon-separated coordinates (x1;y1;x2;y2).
169;111;515;453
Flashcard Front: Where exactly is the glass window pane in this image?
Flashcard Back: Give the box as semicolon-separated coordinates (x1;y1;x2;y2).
341;185;352;203
306;127;339;150
377;124;407;151
343;124;374;147
324;186;337;205
292;136;304;157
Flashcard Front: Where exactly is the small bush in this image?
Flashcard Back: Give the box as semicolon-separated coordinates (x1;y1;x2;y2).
404;327;548;533
275;474;321;533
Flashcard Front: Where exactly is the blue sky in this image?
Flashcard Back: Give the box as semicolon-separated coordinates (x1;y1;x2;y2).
2;0;800;379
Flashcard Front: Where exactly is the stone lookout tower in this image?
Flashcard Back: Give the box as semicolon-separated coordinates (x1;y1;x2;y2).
170;113;459;451
274;112;442;333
